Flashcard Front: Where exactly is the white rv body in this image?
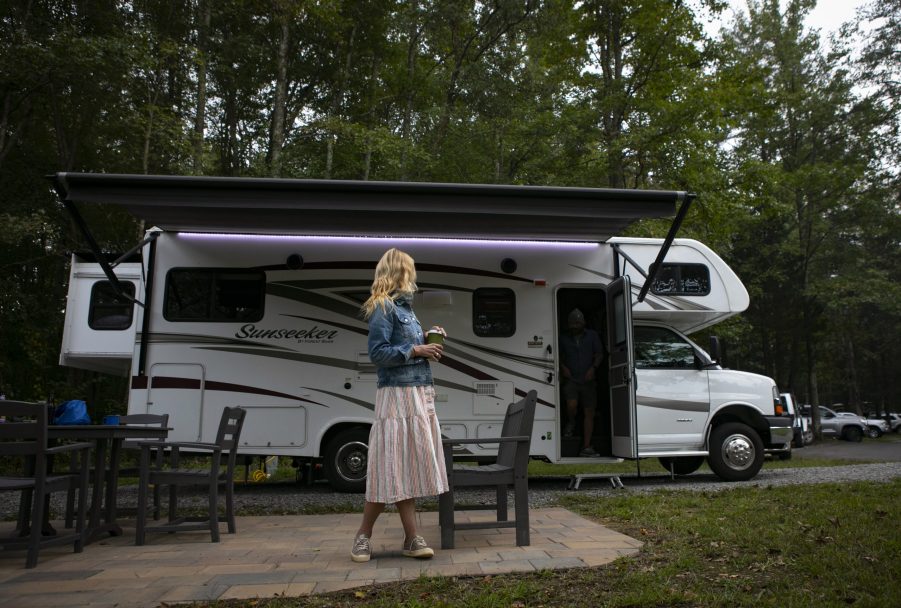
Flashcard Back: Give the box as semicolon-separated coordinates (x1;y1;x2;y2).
60;259;143;376
62;231;791;487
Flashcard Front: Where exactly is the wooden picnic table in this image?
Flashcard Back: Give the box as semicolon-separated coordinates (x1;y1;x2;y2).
18;425;170;543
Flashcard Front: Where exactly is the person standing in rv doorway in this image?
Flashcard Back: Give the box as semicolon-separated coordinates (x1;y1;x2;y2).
561;308;604;457
351;248;449;563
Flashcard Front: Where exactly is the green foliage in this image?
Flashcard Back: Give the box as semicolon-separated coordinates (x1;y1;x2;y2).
0;0;897;409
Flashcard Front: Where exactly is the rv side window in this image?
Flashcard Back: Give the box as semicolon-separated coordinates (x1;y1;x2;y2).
473;288;515;337
633;326;697;369
89;281;136;330
164;269;265;322
651;263;711;296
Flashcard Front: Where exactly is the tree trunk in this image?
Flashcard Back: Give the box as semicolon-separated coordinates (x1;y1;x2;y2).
361;57;380;181
325;24;356;179
193;0;211;174
597;3;626;188
399;13;422;180
268;14;290;177
142;107;154;174
845;332;861;413
806;327;822;438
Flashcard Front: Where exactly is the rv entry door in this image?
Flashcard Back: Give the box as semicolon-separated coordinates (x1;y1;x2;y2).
607;276;638;458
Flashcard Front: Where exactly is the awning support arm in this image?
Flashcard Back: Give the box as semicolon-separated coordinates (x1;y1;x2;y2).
62;199;144;307
610;244;648;279
636;193;695;303
112;232;158;267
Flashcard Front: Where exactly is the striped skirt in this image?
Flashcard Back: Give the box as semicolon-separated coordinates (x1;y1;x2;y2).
365;385;449;504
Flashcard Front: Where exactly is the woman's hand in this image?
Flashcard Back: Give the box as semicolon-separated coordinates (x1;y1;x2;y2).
413;343;444;361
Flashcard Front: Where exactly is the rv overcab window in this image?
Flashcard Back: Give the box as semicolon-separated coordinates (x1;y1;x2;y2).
473;288;515;337
89;281;136;330
633;326;697;369
164;269;265;322
651;263;711;296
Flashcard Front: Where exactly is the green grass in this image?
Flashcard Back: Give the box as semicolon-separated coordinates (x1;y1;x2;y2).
188;479;900;608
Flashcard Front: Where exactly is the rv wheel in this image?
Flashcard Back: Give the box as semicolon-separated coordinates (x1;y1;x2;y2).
324;428;370;493
657;456;705;476
707;422;764;482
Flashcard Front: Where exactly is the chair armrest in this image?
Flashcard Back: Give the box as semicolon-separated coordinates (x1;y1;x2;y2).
46;441;94;454
441;436;529;446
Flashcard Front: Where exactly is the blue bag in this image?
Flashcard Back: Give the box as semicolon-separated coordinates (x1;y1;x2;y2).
52;400;91;425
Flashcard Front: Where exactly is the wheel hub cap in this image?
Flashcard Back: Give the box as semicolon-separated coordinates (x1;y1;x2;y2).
722;434;754;470
338;441;368;481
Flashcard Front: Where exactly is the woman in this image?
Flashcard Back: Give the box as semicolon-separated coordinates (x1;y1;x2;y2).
351;248;449;562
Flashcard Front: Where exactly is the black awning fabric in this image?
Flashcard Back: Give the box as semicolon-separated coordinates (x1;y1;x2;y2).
52;173;684;241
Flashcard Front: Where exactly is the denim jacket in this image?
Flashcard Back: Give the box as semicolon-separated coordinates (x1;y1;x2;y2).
367;295;434;388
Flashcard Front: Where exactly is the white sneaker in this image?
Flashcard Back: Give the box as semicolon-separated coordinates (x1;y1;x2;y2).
351;533;371;562
402;535;434;559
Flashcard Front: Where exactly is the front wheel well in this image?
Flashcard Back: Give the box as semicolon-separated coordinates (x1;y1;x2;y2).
708;405;770;444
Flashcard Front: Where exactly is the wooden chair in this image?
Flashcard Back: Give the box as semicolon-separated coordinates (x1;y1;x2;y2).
438;390;537;550
64;413;170;527
135;407;246;545
120;414;170;518
0;400;92;568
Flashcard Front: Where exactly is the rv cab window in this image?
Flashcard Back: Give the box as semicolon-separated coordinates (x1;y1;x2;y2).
164;269;265;322
88;281;136;330
633;326;697;369
651;263;711;296
473;288;515;337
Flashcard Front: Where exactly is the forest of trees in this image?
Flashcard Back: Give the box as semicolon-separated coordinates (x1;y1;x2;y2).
1;0;899;416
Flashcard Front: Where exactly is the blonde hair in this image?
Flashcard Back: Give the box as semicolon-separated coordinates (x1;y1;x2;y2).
361;248;418;319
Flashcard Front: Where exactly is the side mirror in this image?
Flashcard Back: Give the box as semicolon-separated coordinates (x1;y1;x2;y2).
709;336;722;364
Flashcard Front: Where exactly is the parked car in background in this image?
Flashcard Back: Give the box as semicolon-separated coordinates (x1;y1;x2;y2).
801;405;867;442
835;412;889;438
865;412;901;434
863;416;890;438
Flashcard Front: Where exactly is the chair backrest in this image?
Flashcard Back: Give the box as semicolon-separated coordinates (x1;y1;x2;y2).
496;391;537;468
0;401;49;464
119;413;170;449
214;407;247;453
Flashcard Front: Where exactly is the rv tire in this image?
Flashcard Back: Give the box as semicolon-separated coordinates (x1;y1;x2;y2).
657;456;705;476
324;427;370;493
707;422;764;482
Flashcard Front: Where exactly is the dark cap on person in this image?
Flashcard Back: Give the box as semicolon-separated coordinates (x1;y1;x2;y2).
568;308;585;327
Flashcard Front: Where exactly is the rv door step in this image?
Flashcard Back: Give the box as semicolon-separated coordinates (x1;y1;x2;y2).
567;473;625;491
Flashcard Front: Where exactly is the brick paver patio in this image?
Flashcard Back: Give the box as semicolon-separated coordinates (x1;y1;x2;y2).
0;508;642;607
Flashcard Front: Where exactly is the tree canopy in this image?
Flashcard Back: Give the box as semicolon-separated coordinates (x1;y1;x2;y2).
0;0;898;415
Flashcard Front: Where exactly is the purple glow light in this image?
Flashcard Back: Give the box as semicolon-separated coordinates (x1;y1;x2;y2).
176;232;599;249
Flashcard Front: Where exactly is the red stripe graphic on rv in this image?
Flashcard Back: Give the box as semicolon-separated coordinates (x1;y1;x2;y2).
130;376;325;406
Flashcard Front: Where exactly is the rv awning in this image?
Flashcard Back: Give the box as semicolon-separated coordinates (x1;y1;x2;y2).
52;173;684;241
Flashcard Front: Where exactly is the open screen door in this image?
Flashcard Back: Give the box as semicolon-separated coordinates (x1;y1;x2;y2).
607;276;638;458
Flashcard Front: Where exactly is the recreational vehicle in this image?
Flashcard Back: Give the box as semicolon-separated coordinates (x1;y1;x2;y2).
55;174;792;490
